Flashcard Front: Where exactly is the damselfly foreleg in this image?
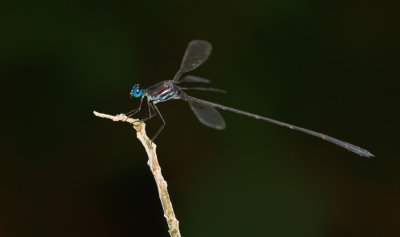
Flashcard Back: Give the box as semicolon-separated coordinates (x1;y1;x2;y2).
126;96;144;117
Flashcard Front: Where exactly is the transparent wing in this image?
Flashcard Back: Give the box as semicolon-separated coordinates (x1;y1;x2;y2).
179;75;210;84
172;40;212;82
187;98;226;130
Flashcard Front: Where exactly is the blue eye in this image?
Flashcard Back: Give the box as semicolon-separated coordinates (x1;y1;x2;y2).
130;84;143;98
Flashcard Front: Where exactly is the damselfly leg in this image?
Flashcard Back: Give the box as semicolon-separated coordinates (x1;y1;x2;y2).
126;96;144;117
151;103;166;141
141;99;157;122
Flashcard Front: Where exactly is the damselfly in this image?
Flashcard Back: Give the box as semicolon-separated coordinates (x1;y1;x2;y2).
127;40;373;158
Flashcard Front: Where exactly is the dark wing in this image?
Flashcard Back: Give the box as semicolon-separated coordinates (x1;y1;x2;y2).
179;75;210;84
180;87;226;93
172;40;212;83
187;98;226;130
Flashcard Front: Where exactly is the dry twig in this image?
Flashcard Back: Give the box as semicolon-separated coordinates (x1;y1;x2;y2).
93;111;181;237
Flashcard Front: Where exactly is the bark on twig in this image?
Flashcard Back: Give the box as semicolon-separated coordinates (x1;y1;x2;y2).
93;111;181;237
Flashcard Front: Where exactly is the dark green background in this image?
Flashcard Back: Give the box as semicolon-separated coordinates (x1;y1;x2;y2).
1;0;398;236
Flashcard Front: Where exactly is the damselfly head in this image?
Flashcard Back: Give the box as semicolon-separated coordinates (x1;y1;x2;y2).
130;84;143;98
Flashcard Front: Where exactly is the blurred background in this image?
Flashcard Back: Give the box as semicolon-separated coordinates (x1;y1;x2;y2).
1;0;399;236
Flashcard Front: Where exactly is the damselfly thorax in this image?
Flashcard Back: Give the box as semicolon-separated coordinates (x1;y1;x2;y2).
146;80;182;104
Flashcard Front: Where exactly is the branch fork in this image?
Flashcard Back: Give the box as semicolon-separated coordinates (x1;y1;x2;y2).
93;111;181;237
